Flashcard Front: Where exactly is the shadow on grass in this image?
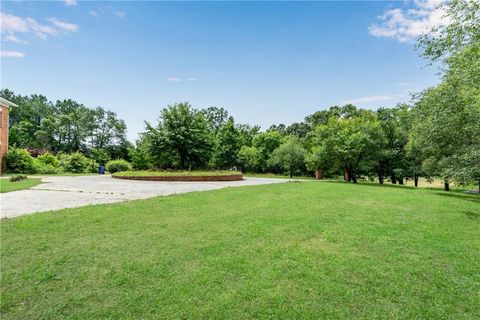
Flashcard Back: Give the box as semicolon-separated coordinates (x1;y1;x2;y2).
434;192;480;204
463;211;480;220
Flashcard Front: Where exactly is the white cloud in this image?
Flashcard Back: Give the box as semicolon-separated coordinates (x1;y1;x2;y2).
167;77;181;82
114;11;126;18
0;12;78;42
64;0;77;7
2;33;28;44
340;94;404;105
186;77;197;81
1;12;29;33
47;18;79;32
1;50;25;58
397;82;409;87
89;10;100;18
368;0;449;43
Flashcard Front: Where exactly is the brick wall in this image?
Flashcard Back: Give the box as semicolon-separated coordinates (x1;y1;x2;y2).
0;105;9;173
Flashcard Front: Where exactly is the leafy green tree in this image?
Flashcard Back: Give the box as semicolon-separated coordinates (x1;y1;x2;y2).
237;146;261;172
310;116;386;183
213;117;241;169
270;137;306;178
252;130;284;172
203;107;229;133
145;102;213;169
411;0;479;190
305;145;330;179
129;134;153;170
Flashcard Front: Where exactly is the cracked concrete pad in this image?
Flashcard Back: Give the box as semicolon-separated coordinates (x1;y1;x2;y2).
0;175;288;218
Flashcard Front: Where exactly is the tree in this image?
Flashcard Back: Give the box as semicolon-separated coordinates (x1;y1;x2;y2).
252;130;284;172
310;116;386;183
269;137;306;178
145;102;213;169
305;145;330;179
203;107;229;133
237;146;261;172
212;117;241;169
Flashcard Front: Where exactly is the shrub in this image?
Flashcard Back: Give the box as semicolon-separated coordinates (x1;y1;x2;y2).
36;152;59;167
106;159;132;173
34;162;61;174
6;147;36;173
9;174;27;182
63;152;92;173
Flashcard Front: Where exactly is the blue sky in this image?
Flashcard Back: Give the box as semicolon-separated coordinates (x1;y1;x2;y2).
1;1;443;141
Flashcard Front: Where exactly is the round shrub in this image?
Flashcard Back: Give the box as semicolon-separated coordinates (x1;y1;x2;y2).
36;152;59;167
106;159;132;173
6;147;36;173
63;152;92;173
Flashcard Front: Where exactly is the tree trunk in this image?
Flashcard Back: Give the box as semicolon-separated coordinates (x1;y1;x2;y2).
344;168;349;182
351;175;357;183
414;174;419;187
398;178;404;185
315;169;323;180
378;174;384;184
391;175;397;184
444;179;450;191
290;169;293;179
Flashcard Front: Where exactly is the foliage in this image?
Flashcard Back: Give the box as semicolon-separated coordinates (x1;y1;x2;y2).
252;130;284;172
90;148;110;166
6;147;36;174
237;146;261;172
145;102;213;169
61;152;94;173
269;137;306;178
310;115;386;183
9;174;27;182
129;135;153;170
106;159;132;173
0;89;129;158
212;117;241;169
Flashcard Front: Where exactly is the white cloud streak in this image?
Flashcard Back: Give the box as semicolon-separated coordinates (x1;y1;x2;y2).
114;11;126;18
0;12;78;42
368;0;449;43
340;94;405;105
64;0;77;7
47;18;79;32
167;77;181;82
1;50;25;58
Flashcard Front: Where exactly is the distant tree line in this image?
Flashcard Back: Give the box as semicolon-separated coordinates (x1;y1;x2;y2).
0;89;131;161
2;0;478;191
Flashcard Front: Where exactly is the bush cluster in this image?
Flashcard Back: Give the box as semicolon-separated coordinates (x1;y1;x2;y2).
106;159;132;173
5;147;134;175
9;174;28;182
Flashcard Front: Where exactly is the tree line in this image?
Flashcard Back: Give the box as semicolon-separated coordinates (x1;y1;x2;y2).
2;0;478;190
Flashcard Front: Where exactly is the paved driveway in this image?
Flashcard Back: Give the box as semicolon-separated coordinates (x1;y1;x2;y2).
0;175;288;218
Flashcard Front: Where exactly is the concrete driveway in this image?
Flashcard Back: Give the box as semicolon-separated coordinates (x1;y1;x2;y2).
0;175;288;218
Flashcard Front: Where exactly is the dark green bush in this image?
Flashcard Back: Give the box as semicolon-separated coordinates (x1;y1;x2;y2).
63;152;92;173
6;148;36;174
106;159;132;173
9;174;28;182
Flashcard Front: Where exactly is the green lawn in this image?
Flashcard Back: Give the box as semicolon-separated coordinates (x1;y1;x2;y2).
1;182;479;319
0;178;42;193
113;170;242;177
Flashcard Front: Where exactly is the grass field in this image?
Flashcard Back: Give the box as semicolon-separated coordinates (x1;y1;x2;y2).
1;182;479;319
0;178;42;193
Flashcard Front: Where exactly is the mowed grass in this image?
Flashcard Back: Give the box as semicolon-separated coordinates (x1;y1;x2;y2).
1;182;479;319
0;178;42;193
